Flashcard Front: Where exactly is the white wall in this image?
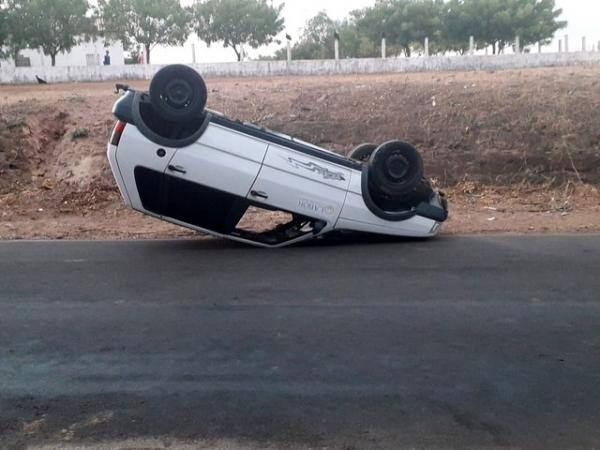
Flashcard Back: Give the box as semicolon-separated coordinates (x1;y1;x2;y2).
1;52;599;84
1;39;124;69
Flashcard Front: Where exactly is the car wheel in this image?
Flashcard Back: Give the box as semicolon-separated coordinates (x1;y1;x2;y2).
368;140;424;197
149;65;207;123
349;143;377;163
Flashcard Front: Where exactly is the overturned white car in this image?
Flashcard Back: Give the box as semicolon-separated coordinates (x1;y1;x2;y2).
107;65;448;248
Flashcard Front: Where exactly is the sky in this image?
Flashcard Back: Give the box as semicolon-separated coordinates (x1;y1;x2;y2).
153;0;600;64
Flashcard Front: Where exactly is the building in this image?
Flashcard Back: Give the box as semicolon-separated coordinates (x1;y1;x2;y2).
3;39;124;68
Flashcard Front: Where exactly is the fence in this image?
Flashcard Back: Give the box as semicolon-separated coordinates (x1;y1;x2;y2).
2;49;600;85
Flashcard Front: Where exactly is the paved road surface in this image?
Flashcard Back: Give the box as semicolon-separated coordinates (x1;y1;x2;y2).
1;236;600;449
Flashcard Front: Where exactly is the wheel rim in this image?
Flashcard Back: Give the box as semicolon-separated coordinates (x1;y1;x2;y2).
163;79;194;109
385;154;410;181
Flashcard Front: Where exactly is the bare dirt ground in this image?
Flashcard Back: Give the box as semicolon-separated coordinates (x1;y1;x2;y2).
1;66;599;240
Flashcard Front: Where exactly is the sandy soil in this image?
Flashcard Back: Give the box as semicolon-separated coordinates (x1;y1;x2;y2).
1;66;599;240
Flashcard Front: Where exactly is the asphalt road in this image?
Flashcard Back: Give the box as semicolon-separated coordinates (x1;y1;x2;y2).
1;235;600;450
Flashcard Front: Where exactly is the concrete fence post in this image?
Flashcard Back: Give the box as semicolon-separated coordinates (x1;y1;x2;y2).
424;37;429;57
515;36;520;53
538;42;542;53
191;44;196;64
287;40;292;62
564;34;569;52
558;39;562;53
469;36;474;55
381;37;386;59
334;38;340;61
582;36;586;52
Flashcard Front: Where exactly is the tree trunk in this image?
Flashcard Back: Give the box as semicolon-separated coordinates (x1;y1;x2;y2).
492;42;496;55
51;53;57;67
145;45;151;64
232;45;242;62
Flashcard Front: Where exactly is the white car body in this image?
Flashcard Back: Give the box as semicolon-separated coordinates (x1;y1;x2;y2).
107;91;447;248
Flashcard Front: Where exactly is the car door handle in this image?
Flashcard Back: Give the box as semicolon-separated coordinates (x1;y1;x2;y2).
250;190;269;200
168;165;187;174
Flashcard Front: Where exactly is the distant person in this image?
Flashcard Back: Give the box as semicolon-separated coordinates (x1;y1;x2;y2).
103;50;111;66
138;51;145;65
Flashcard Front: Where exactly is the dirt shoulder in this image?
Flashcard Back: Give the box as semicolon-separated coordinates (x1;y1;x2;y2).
1;66;599;240
1;183;599;240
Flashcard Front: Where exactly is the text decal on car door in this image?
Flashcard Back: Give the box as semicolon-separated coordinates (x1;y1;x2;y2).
282;156;346;181
298;198;336;216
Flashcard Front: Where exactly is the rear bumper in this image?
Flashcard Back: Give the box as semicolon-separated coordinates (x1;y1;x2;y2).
106;143;132;208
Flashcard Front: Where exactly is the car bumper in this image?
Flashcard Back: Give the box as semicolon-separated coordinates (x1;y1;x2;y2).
106;143;132;208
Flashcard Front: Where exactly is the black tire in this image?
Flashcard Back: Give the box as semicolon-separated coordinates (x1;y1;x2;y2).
368;140;424;197
349;143;377;163
149;65;207;122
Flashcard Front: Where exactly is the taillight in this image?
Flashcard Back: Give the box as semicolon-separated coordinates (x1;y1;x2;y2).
110;120;126;146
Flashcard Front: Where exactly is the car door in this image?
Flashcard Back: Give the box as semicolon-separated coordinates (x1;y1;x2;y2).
249;144;351;226
161;123;268;233
115;124;177;216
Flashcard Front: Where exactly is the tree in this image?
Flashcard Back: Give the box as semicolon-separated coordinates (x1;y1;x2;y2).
355;0;446;57
293;11;336;60
338;19;379;58
1;0;35;62
353;2;402;54
22;0;96;66
398;0;446;54
443;0;482;54
98;0;190;64
272;12;377;61
266;0;567;60
0;6;7;59
443;0;513;54
444;0;566;54
354;1;416;57
509;0;566;49
193;0;284;62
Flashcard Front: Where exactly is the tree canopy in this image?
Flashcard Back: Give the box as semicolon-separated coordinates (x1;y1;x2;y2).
510;0;566;48
0;5;5;41
0;6;7;58
0;0;570;64
354;0;447;57
273;11;378;61
290;11;336;60
276;0;567;60
1;0;33;61
354;0;566;56
192;0;284;61
97;0;190;64
443;0;566;54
